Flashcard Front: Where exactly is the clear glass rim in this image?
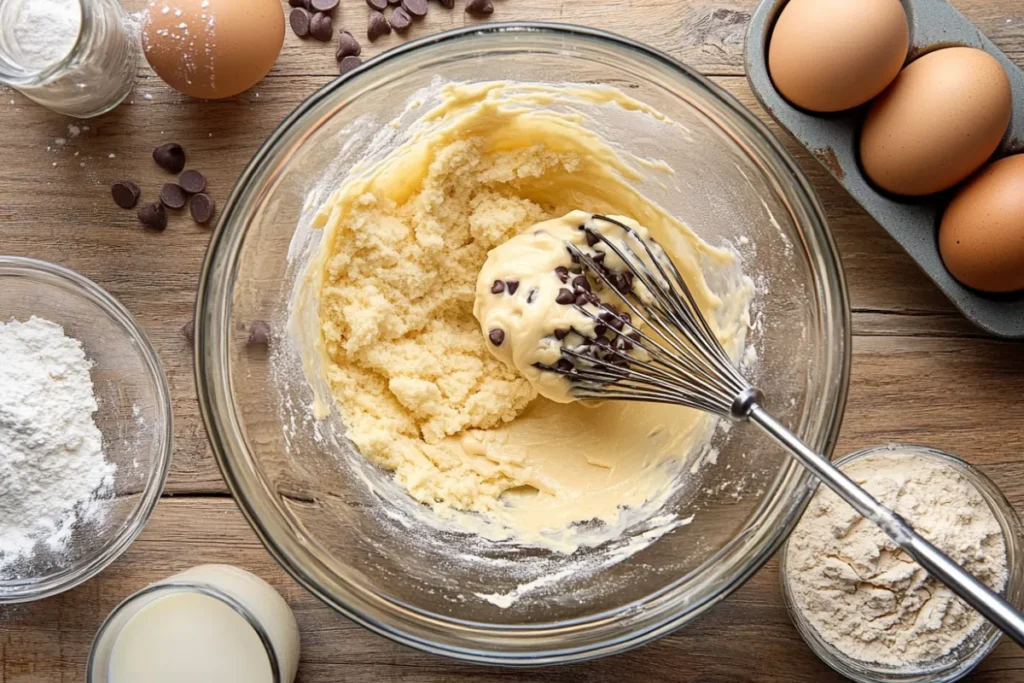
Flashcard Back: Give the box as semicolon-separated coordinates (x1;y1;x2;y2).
85;581;282;683
780;444;1024;683
0;0;88;85
195;22;851;664
0;255;173;604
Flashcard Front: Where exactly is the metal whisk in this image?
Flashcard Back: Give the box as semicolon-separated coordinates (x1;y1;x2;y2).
545;214;1024;646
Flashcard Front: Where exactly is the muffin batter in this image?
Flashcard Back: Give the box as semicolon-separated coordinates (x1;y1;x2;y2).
305;82;752;548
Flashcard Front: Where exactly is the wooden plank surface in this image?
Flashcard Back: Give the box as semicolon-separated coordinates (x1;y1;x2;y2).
1;0;1023;681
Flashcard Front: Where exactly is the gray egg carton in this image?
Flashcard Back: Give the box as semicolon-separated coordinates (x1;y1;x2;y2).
745;0;1024;338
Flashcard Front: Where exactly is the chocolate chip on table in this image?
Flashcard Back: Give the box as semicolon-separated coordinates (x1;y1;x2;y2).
572;275;590;292
465;0;493;16
506;281;519;295
153;143;186;174
248;321;272;345
488;329;505;346
190;193;216;224
159;183;188;209
181;320;195;343
390;6;412;31
178;169;206;194
336;30;361;59
556;288;575;305
554;266;570;283
339;55;362;74
366;0;387;10
290;7;312;37
491;280;505;294
310;11;334;41
402;0;428;17
311;0;338;10
111;180;140;209
367;10;391;40
137;202;167;230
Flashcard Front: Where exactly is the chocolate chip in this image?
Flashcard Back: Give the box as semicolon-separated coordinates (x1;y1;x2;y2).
159;183;187;209
488;329;505;346
506;281;519;295
248;321;272;345
595;323;607;336
595;336;611;348
153;143;185;173
336;30;361;59
111;180;140;209
466;0;493;16
527;289;537;304
437;0;453;7
137;202;167;230
178;169;206;194
555;358;574;373
181;319;195;342
572;275;591;292
585;230;600;247
190;193;216;224
554;328;569;340
367;10;390;39
388;0;401;4
289;7;312;37
339;55;362;73
311;0;338;10
402;0;427;16
570;266;583;275
366;0;387;10
592;251;606;265
390;6;412;31
567;247;580;264
620;312;631;325
575;293;591;307
310;11;333;40
556;289;575;305
491;280;505;294
627;331;642;343
288;0;307;6
555;266;570;283
608;316;625;331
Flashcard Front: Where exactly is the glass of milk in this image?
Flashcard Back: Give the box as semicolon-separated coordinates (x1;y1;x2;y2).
87;565;301;683
0;0;138;117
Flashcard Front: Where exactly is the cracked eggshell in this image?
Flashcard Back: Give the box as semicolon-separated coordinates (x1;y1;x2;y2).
142;0;284;100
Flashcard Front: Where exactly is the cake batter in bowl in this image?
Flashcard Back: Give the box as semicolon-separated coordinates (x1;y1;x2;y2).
196;24;849;663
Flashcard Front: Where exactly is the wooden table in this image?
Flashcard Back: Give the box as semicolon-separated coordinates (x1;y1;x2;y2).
2;1;1024;680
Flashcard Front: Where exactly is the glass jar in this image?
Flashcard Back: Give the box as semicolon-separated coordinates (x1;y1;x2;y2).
0;0;138;117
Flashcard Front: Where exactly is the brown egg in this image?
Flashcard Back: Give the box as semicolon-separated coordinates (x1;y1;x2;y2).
768;0;908;113
860;47;1011;196
939;155;1024;293
142;0;284;100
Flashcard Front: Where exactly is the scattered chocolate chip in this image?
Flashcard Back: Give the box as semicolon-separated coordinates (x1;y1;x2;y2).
336;30;361;59
554;328;569;341
402;0;427;17
181;320;195;342
190;193;216;224
627;331;642;343
570;266;583;275
554;266;570;283
367;10;391;39
595;323;607;336
437;0;453;7
248;321;272;345
311;0;338;10
491;280;505;294
388;0;401;4
488;329;505;346
595;336;611;348
137;202;167;230
339;55;362;73
390;6;412;31
506;280;520;295
153;143;186;174
159;183;187;209
527;289;538;304
609;316;625;331
555;358;574;373
178;169;206;194
289;7;312;37
288;0;307;6
572;275;591;292
592;251;606;264
111;180;140;209
575;293;591;307
585;230;600;247
310;11;333;40
556;288;575;305
465;0;493;16
366;0;387;10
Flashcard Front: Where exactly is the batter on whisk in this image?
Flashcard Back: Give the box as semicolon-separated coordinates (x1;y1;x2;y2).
305;81;753;551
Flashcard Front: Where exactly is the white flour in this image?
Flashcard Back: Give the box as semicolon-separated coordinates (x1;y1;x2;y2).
5;0;82;70
0;316;115;571
786;450;1007;667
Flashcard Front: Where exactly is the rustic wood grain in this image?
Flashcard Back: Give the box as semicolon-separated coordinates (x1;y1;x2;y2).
1;0;1024;680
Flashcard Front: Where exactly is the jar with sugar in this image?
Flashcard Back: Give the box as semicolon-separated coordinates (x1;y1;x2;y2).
0;0;138;117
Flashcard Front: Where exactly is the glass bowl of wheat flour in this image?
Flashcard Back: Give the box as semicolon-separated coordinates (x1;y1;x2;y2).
0;257;172;603
781;444;1024;683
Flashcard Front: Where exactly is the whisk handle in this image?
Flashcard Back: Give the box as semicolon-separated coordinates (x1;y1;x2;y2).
747;403;1024;648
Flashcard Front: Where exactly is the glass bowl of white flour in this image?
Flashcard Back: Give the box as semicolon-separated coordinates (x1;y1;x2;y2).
0;256;172;603
781;444;1024;683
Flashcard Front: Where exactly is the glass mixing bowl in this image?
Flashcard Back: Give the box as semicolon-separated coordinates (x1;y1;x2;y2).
196;23;850;664
0;257;172;603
